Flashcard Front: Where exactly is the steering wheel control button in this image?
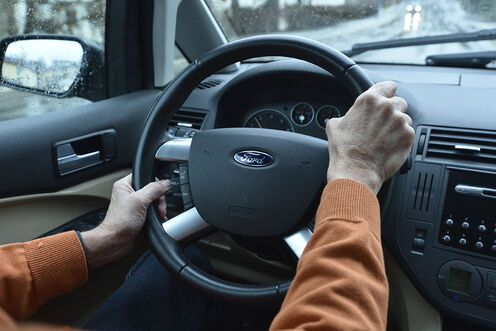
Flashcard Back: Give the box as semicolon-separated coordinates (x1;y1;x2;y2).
180;184;192;205
442;235;451;243
437;260;483;303
445;218;454;226
461;221;470;230
179;164;189;184
478;224;487;232
459;238;467;246
475;241;484;249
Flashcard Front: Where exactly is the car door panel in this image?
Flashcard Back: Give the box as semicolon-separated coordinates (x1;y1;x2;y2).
0;89;160;198
0;169;129;244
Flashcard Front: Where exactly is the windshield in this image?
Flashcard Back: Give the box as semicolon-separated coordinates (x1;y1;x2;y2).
206;0;496;65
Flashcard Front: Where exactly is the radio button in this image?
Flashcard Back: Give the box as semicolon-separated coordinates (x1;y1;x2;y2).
442;235;451;243
461;221;470;230
446;218;454;226
491;245;496;253
476;241;484;249
459;238;467;246
478;224;487;232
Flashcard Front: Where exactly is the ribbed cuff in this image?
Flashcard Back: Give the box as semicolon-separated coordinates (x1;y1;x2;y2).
316;179;381;239
24;231;88;306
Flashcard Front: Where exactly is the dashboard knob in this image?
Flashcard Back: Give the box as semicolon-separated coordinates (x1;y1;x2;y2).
478;224;486;232
442;235;451;243
461;221;470;230
475;241;484;249
446;218;454;226
459;238;467;246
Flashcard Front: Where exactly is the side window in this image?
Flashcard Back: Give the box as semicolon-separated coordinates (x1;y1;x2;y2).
0;0;105;122
174;46;189;76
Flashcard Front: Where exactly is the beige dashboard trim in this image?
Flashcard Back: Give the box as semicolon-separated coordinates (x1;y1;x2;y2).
385;247;442;331
0;169;130;244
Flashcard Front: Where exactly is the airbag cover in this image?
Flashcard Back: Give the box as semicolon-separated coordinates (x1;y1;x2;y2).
189;128;328;236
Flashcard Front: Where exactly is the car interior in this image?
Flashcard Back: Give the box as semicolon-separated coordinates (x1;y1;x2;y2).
0;0;495;330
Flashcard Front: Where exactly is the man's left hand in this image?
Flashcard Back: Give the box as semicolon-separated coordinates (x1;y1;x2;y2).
81;174;171;270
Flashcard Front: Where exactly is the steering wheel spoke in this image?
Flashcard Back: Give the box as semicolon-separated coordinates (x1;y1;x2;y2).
163;207;211;242
284;227;313;259
155;138;192;162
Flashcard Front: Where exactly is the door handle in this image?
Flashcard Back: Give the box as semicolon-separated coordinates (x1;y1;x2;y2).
56;143;101;176
54;129;116;176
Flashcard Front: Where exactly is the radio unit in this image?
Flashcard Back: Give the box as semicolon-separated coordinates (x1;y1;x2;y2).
438;169;496;258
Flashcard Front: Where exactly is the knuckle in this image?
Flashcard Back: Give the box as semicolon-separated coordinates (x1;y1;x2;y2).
359;92;378;106
382;100;395;113
326;117;338;132
392;112;405;126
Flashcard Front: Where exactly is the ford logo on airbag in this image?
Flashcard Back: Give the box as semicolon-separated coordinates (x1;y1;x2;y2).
233;150;274;167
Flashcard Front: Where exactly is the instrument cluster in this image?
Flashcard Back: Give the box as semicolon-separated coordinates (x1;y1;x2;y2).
243;101;345;137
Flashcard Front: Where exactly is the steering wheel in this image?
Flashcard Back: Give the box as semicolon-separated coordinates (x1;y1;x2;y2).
133;35;373;304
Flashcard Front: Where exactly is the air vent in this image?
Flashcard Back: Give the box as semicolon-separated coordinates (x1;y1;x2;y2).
169;109;208;130
412;172;434;212
197;79;223;90
426;128;496;166
406;163;441;222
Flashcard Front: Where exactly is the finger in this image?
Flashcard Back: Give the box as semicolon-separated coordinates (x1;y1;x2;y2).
368;81;397;98
134;180;171;206
390;96;408;113
403;113;413;126
158;195;167;219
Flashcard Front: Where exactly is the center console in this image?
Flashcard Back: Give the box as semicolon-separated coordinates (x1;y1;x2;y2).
386;126;496;327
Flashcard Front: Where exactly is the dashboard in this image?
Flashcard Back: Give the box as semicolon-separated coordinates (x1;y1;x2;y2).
163;59;496;329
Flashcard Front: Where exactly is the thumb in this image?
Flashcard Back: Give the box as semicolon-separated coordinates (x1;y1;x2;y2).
134;180;171;206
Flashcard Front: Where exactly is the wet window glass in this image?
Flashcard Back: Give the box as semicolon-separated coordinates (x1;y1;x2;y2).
206;0;496;65
0;0;105;122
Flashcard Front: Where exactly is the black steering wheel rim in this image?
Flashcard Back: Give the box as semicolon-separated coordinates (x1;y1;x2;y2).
133;35;373;304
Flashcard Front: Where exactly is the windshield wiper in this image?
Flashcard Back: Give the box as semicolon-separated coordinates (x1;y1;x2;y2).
343;29;496;57
426;51;496;68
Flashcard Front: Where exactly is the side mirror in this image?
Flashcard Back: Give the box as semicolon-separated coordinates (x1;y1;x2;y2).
0;35;104;101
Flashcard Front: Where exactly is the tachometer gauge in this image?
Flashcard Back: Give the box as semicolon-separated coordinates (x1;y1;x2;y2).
316;105;341;129
291;102;314;126
244;109;294;132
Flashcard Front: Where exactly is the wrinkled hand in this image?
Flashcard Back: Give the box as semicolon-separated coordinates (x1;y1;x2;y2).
326;81;415;194
81;174;171;270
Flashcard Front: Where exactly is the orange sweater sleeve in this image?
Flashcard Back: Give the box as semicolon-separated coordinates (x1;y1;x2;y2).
0;231;88;323
270;179;389;331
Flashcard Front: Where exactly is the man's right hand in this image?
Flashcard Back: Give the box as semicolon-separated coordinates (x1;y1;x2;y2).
326;81;415;194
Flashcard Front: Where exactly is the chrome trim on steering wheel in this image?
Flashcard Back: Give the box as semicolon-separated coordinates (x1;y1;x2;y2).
155;138;192;162
284;227;313;258
163;207;209;241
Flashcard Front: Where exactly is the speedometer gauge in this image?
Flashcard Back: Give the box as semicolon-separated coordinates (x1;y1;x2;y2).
291;102;314;126
244;109;294;132
316;105;341;129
